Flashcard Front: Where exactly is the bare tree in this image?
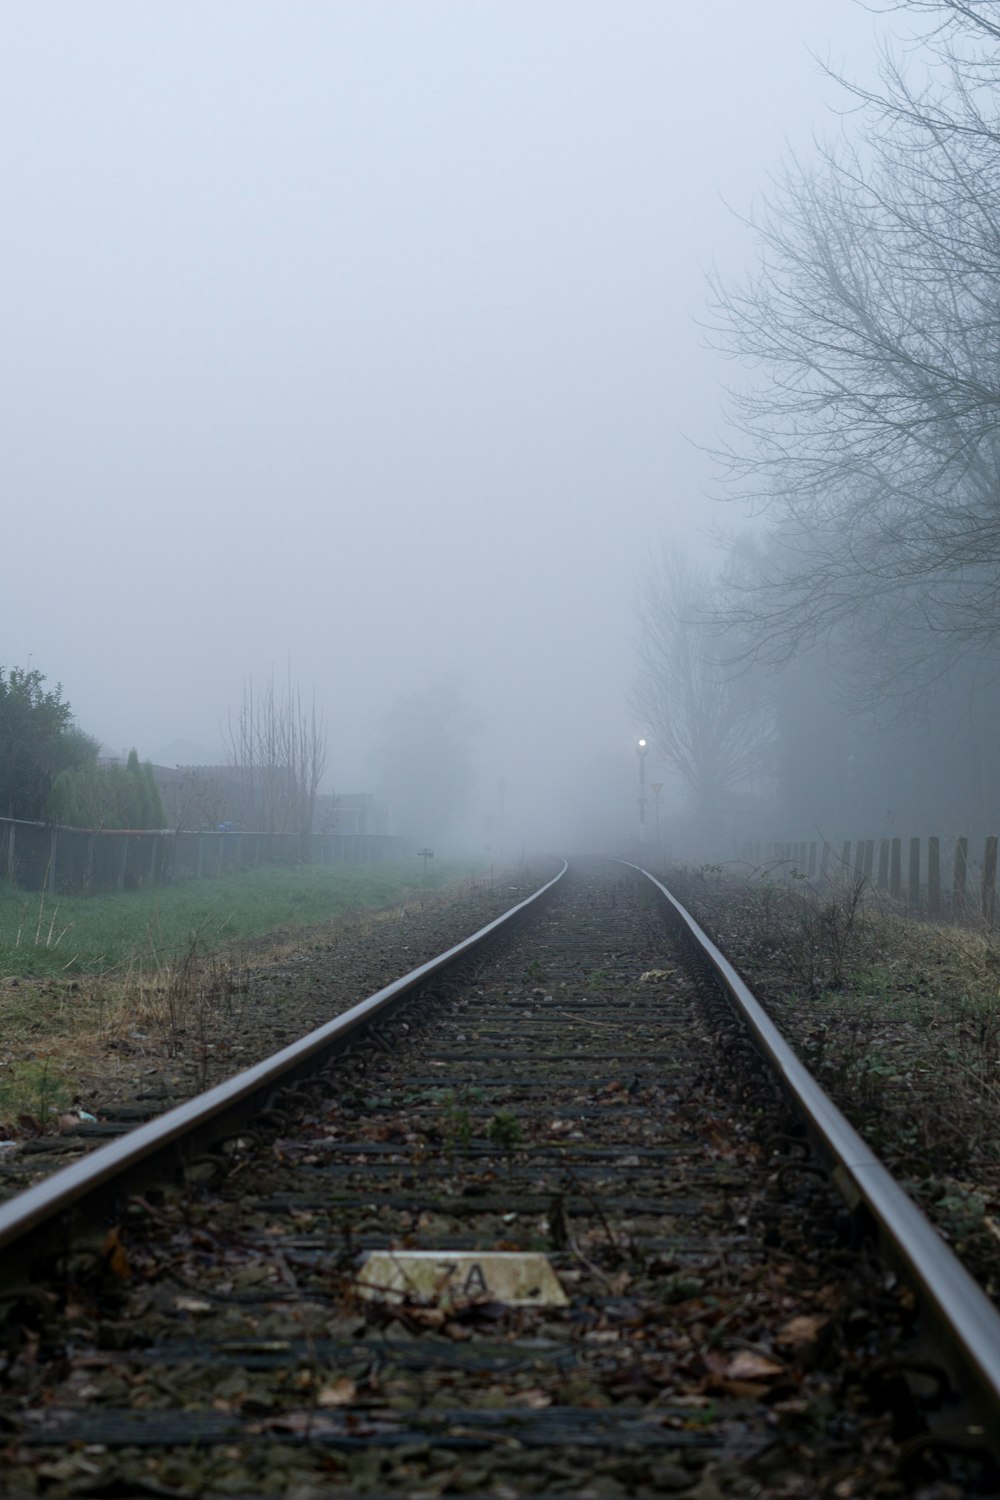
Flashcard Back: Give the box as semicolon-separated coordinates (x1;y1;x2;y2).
709;2;1000;678
631;551;774;821
224;669;329;836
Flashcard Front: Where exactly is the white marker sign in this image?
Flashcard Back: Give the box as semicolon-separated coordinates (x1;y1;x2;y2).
357;1250;569;1307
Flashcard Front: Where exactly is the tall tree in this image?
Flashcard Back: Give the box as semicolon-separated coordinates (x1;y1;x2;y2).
0;666;94;821
631;551;774;823
709;2;1000;685
50;750;167;830
224;670;329;835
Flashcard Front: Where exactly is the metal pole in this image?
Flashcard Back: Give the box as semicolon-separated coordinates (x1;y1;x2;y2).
650;782;663;851
636;739;649;845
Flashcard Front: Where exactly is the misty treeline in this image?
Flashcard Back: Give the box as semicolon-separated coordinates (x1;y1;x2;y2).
0;666;164;830
0;656;477;845
638;2;1000;841
0;660;331;837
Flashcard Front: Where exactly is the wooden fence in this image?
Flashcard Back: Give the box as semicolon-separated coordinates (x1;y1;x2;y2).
0;818;413;897
737;835;1000;922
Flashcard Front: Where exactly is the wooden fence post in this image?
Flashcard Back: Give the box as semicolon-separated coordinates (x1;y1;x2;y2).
908;838;921;911
808;841;817;877
877;839;889;890
820;842;830;879
841;841;851;881
953;836;968;918
982;836;997;924
862;839;875;881
890;838;901;900
928;837;941;917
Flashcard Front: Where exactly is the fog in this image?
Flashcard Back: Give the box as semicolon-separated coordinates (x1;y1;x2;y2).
2;2;891;854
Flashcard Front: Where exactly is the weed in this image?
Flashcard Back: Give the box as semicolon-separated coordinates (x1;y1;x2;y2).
444;1096;474;1160
488;1110;523;1175
522;958;546;984
674;862;1000;1179
0;1058;70;1129
713;870;872;994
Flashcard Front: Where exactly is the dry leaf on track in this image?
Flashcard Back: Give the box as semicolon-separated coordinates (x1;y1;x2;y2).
317;1377;357;1407
725;1350;785;1381
776;1313;829;1348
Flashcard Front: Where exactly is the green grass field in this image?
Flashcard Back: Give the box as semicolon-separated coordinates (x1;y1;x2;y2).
0;860;480;981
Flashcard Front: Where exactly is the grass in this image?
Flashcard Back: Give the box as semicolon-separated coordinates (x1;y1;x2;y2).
0;858;493;1132
670;865;1000;1173
0;860;479;981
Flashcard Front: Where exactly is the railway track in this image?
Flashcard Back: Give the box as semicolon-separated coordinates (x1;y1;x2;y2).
1;860;999;1497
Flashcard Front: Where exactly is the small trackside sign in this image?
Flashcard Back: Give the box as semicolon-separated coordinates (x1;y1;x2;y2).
356;1250;569;1307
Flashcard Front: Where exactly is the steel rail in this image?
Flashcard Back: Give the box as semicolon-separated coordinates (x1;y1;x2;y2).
0;861;568;1270
629;861;1000;1443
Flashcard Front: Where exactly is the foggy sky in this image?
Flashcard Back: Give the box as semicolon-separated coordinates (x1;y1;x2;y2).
2;2;889;848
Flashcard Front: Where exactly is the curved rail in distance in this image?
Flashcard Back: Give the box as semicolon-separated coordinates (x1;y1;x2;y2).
0;860;568;1269
628;861;1000;1446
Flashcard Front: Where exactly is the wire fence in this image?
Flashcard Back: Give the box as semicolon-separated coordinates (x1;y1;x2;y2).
0;818;412;896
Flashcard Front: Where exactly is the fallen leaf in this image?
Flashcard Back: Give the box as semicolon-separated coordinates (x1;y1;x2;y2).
444;1322;474;1341
101;1227;131;1280
317;1377;357;1407
776;1313;828;1349
726;1350;784;1381
407;1306;447;1329
713;1378;772;1398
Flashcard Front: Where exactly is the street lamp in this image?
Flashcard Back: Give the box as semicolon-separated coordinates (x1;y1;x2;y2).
650;781;664;848
636;737;649;844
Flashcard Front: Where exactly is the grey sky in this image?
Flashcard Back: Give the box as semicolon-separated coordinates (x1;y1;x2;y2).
3;2;889;846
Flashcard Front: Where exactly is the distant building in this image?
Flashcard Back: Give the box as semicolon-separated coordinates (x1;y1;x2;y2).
313;792;388;835
148;764;232;831
148;763;388;836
